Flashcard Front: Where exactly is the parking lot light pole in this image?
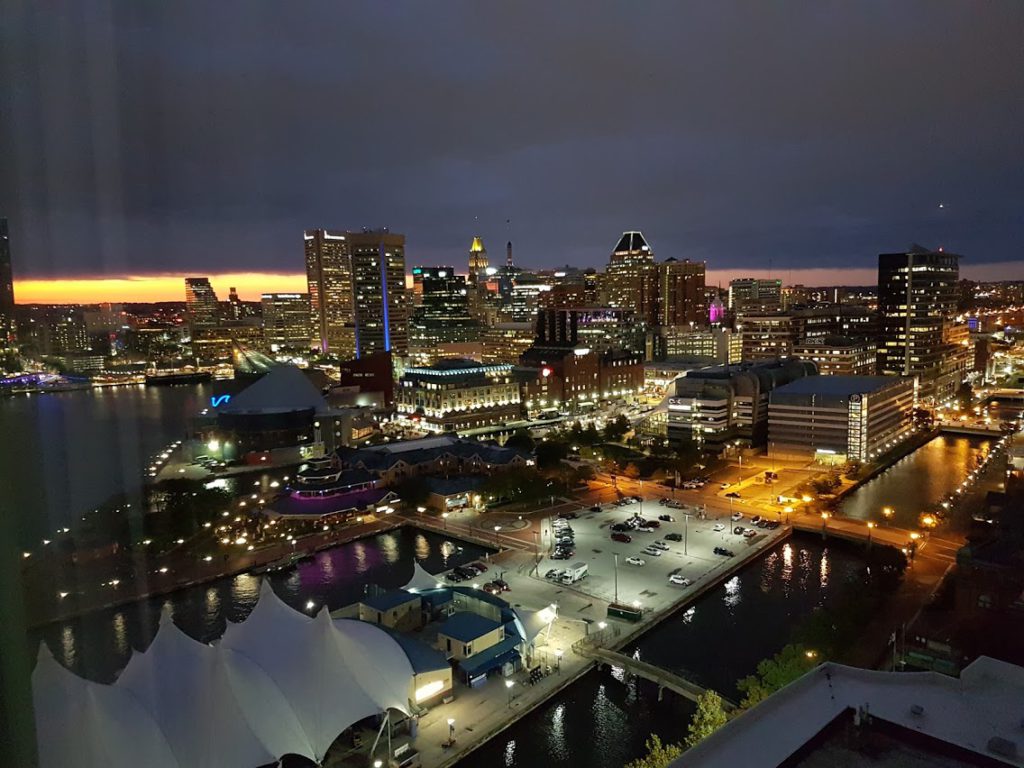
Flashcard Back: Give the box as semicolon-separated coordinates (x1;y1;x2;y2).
613;553;619;605
683;513;689;556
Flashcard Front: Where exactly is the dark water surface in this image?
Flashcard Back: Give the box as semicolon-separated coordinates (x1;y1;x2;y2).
459;537;867;768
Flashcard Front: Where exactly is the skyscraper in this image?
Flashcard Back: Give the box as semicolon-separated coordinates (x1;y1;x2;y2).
468;236;489;283
184;277;220;330
877;245;966;402
304;228;408;359
0;218;16;351
409;266;478;348
604;231;656;321
728;278;783;313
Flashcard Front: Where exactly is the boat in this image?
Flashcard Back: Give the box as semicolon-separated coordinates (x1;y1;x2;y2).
252;552;303;575
145;371;212;386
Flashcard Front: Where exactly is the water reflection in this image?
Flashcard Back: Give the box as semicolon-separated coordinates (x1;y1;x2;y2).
723;576;741;609
681;606;696;624
111;613;128;657
504;740;516;767
414;533;430;561
60;625;75;668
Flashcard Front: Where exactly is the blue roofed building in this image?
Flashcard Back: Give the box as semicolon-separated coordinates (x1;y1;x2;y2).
357;589;423;631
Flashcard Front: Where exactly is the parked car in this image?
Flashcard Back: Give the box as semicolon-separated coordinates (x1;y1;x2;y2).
611;523;631;533
551;551;571;560
659;497;670;505
713;547;735;557
493;578;510;592
642;547;663;557
731;512;743;521
669;574;692;587
733;526;745;535
590;505;602;513
469;561;488;572
558;511;579;519
625;556;646;566
743;530;758;539
647;520;661;528
544;568;561;580
611;532;632;543
634;525;654;533
719;482;731;489
445;571;465;582
712;523;726;532
725;492;741;499
664;532;683;542
631;495;643;502
658;514;675;522
751;515;762;524
651;541;669;551
482;582;502;595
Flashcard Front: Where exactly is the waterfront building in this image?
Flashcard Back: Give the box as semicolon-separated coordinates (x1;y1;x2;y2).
18;305;90;356
31;582;449;767
339;434;532;484
661;326;741;364
261;292;311;353
736;312;800;361
604;231;657;322
201;364;370;460
184;277;220;330
674;656;1024;768
768;375;915;463
480;322;535;365
728;277;782;313
658;258;707;326
792;336;877;376
667;359;817;451
877;246;965;402
0;218;16;351
305;228;408;359
395;358;521;434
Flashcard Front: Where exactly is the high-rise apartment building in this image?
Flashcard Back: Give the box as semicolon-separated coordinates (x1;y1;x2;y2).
728;278;783;313
261;293;311;353
0;218;16;351
305;228;408;359
877;246;964;402
184;277;220;330
468;236;489;284
658;258;707;326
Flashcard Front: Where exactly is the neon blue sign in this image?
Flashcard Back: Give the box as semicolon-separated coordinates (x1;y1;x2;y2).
210;395;231;408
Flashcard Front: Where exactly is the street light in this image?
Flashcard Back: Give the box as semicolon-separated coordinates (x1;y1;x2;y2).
493;524;502;548
820;511;829;539
554;648;563;673
866;521;875;547
613;553;619;605
505;679;515;708
882;506;894;525
447;718;455;745
442;511;449;530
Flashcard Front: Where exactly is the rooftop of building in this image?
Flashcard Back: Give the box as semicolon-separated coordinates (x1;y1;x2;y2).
613;230;650;253
772;375;905;398
338;435;530;472
436;611;503;643
674;657;1024;768
425;475;485;496
218;364;328;415
360;589;421;613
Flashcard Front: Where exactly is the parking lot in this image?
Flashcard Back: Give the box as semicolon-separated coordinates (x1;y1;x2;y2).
532;497;785;612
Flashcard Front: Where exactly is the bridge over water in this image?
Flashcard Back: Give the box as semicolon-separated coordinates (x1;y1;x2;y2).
578;645;737;710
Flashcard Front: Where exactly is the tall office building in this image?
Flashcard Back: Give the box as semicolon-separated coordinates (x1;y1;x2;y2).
0;218;16;351
184;277;220;330
658;258;707;326
305;228;408;359
468;236;489;283
261;293;311;353
409;266;478;348
728;278;782;313
605;231;657;321
877;246;964;402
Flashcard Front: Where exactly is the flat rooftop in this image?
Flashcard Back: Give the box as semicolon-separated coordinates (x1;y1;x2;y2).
772;375;903;398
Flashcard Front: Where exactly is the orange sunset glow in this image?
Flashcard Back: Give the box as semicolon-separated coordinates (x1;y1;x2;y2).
13;272;309;304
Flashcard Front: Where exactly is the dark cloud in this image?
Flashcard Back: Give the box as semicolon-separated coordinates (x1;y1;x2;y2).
2;0;1022;278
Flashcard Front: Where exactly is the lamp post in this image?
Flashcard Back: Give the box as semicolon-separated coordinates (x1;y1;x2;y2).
866;521;875;548
493;524;502;548
442;511;449;530
821;511;829;540
505;679;515;708
613;553;619;605
882;506;894;526
447;718;455;746
683;512;689;556
554;648;563;674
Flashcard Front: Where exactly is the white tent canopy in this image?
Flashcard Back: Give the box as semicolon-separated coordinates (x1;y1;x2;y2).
33;581;414;768
402;561;445;593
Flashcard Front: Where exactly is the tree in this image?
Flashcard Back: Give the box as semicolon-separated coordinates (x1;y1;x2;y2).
603;414;631;442
685;690;728;748
736;644;816;710
623;462;641;480
535;439;569;469
505;428;535;453
625;734;683;768
956;381;974;411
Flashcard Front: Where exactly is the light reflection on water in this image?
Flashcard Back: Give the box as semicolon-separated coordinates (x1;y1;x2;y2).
462;538;868;768
36;527;489;683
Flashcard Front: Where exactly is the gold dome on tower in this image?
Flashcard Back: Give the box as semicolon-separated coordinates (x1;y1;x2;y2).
470;235;486;253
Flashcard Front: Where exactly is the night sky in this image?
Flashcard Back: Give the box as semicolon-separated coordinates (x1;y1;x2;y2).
2;1;1023;289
